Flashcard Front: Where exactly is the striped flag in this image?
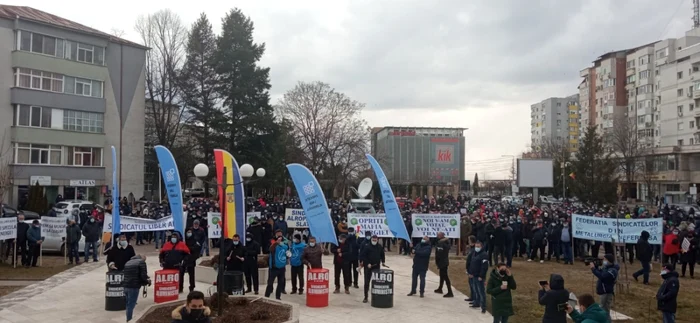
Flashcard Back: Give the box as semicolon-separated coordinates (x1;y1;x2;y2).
214;149;246;241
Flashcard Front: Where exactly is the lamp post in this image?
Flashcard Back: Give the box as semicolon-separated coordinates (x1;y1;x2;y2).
501;155;516;195
193;162;265;316
561;161;571;201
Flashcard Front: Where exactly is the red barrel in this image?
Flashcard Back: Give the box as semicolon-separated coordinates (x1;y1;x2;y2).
154;269;180;303
306;268;329;307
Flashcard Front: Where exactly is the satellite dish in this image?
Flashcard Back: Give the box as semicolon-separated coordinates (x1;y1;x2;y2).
357;178;372;199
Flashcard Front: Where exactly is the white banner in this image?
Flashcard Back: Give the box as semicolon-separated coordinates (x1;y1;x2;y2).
285;208;308;228
572;214;663;245
41;216;67;239
0;218;17;241
207;212;221;239
411;214;460;238
247;212;262;225
348;213;393;237
103;213;187;233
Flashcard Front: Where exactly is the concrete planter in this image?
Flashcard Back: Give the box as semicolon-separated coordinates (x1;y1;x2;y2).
259;267;269;284
195;265;218;284
135;295;300;323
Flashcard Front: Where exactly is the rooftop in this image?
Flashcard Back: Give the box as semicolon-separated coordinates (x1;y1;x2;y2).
0;5;147;49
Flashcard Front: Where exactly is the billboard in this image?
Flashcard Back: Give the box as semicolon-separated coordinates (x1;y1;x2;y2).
517;158;553;188
430;138;460;181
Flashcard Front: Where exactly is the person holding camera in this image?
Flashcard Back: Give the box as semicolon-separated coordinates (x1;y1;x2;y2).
486;262;516;323
565;293;608;323
590;254;618;321
538;274;569;323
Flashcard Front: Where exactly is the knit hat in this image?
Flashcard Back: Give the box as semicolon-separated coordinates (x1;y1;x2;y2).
604;254;615;263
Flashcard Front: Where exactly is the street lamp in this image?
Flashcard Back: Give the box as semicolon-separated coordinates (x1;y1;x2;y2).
193;162;265;316
561;161;571;201
501;155;516;195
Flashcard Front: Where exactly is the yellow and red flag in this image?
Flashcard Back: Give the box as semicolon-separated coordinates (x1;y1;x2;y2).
214;149;245;240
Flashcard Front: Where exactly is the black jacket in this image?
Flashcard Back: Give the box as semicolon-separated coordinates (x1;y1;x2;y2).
107;245;136;270
16;222;29;243
635;231;653;263
537;274;569;323
225;243;245;271
66;224;82;244
345;235;358;261
123;256;150;289
412;242;431;271
244;240;260;264
468;249;488;279
331;241;352;264
532;227;547;242
492;227;505;248
434;238;450;269
657;271;680;313
183;237;201;267
359;242;385;268
81;221;101;242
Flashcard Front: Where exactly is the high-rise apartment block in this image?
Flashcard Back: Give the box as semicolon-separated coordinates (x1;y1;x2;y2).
530;94;580;152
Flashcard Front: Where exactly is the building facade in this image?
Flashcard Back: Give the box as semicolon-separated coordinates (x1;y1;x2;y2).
0;6;147;207
625;43;659;149
530;94;580;152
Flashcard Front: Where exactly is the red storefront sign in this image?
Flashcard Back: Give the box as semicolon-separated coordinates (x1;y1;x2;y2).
154;269;180;303
389;130;416;136
306;268;330;307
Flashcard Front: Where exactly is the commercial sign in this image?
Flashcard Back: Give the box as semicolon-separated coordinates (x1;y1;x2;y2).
411;214;460;238
0;217;17;241
571;214;663;245
347;213;392;238
70;179;96;187
389;130;416;136
30;176;51;186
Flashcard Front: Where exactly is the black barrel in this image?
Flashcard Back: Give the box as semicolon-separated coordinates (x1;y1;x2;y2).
105;271;126;311
223;271;245;295
370;269;394;308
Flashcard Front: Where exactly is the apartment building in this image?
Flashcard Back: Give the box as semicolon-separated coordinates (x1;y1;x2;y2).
529;94;580;152
578;67;595;129
626;43;660;148
0;6;147;207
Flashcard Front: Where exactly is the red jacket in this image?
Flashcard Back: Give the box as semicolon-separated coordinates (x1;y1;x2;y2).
159;241;190;268
663;233;680;255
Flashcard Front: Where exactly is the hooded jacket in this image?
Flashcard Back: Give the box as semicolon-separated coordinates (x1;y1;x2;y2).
290;241;306;267
65;223;82;244
635;231;653;263
486;269;516;317
656;271;680;313
412;241;432;271
569;303;609;323
592;263;619;295
434;237;450;269
171;304;212;323
160;235;191;269
538;274;569;323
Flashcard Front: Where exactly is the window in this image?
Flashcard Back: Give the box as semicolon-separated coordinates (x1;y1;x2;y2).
639;55;651;65
691;103;695;111
63;76;103;98
77;43;94;64
66;146;102;166
691;121;695;128
75;78;92;96
678;71;684;79
626;75;636;84
678;89;684;97
657;47;669;59
63;110;103;133
18;31;58;56
14;68;63;92
65;40;105;65
14;105;52;128
678;122;684;130
692;138;696;145
14;143;61;165
637;84;653;94
640;70;650;79
627;60;635;68
678;139;684;146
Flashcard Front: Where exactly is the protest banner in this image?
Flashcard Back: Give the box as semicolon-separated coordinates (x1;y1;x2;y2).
0;217;17;241
347;213;393;237
411;214;460;238
41;216;67;239
103;213;187;233
247;212;262;225
285;208;308;228
572;214;663;245
208;212;222;239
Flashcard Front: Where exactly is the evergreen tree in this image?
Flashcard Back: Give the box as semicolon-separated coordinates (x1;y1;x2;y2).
27;182;47;214
473;173;480;196
571;126;618;204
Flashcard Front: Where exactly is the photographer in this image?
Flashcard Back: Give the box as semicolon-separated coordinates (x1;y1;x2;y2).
565;293;608;323
538;274;569;323
590;254;618;322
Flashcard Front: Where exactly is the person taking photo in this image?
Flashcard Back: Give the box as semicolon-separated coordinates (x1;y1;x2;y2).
565;293;608;323
486;262;516;323
590;254;618;321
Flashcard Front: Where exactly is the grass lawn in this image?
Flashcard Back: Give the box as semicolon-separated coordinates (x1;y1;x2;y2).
0;255;73;280
429;257;700;323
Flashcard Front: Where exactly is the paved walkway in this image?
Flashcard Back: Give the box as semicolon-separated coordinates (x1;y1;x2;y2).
0;252;491;323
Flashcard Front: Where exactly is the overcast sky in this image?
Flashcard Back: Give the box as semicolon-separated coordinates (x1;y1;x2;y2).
10;0;695;180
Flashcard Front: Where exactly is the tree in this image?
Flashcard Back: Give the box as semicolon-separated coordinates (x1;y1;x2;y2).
473;173;480;196
26;182;47;215
638;148;657;203
571;126;618;204
0;131;12;206
610;114;646;200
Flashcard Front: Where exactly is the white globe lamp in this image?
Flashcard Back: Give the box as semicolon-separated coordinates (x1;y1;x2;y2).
193;163;209;178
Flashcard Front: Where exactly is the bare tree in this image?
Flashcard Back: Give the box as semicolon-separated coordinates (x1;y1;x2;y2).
610;114;646;200
638;148;657;203
0;131;12;205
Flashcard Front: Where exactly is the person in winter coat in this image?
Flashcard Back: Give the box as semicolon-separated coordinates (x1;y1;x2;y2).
359;234;385;303
547;222;562;262
330;234;352;294
468;240;489;313
180;228;201;293
65;220;82;264
346;227;360;288
491;221;506;265
26;220;44;267
289;234;306;294
244;232;261;294
590;254;619;321
14;215;30;267
486;263;517;323
123;255;151;322
538;273;569;323
171;291;211;323
302;236;324;269
434;232;454;297
485;219;496;265
633;230;653;284
565;294;608;323
464;235;477;302
662;229;681;266
82;217;101;262
160;232;191;270
265;235;289;300
408;235;432;297
680;228;697;278
530;221;547;263
225;234;245;271
657;263;680;323
106;234;136;270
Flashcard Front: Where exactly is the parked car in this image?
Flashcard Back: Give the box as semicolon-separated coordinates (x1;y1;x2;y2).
53;200;94;216
1;203;40;220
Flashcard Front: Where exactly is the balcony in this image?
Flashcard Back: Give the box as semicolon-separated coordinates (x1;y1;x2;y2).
626;67;635;76
580;68;590;78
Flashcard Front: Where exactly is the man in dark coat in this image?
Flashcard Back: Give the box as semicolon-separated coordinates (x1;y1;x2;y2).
244;232;261;294
633;230;653;284
468;240;489;313
330;234;352;294
359;234;385;303
181;228;201;293
538;274;569;323
346;227;360;288
82;216;101;262
657;263;680;323
65;220;82;264
408;235;431;297
434;232;453;297
123;255;151;322
15;214;30;266
225;234;245;271
106;234;136;270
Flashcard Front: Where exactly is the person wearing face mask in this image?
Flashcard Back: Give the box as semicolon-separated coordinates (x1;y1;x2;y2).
180;229;201;293
330;234;352;294
171;291;211;323
434;231;454;297
26;220;44;267
290;234;307;294
225;234;245;272
679;224;697;278
546;221;562;263
486;263;516;322
633;230;653;284
345;227;360;288
303;236;323;269
244;232;261;294
564;293;608;323
65;219;82;265
265;235;289;300
590;254;618;321
106;234;136;270
408;235;431;297
529;220;547;264
123;254;151;322
662;228;681;267
559;220;573;265
160;232;191;270
464;235;477;303
359;234;385;303
468;240;489;313
657;263;680;323
190;220;208;257
272;214;288;239
82;216;101;263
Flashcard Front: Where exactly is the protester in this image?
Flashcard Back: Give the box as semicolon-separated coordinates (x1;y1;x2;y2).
359;234;385;303
181;228;201;293
160;232;191;270
468;240;488;313
290;234;306;295
331;233;352;294
107;234;136;270
680;227;697;278
657;264;680;323
408;235;431;297
302;236;323;269
225;234;245;273
346;227;360;288
565;293;608;323
190;220;207;257
662;228;681;266
82;216;101;262
265;235;289;300
123;254;151;323
15;215;29;267
538;274;569;323
591;254;618;321
560;221;573;265
633;230;653;284
486;263;516;323
434;231;453;297
65;219;81;265
529;220;547;264
26;219;44;267
464;235;477;303
244;232;261;294
171;290;211;323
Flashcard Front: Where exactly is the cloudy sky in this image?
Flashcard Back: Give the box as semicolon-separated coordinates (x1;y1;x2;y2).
10;0;695;179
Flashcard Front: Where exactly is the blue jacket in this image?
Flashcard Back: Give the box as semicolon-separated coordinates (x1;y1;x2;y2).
290;241;306;267
273;220;288;234
27;226;44;245
269;243;289;269
412;242;432;271
592;263;619;295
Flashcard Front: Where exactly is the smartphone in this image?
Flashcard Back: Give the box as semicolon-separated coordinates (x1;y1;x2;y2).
538;280;548;286
501;281;508;287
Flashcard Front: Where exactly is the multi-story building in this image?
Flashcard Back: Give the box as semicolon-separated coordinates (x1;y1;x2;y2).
0;6;147;207
370;126;466;197
578;67;596;130
626;42;660;148
529;94;579;152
